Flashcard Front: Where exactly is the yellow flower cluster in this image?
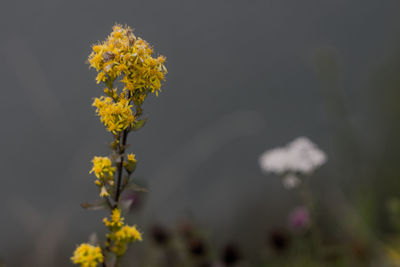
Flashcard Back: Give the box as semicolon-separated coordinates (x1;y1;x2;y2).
103;208;142;256
90;156;115;180
114;225;142;242
103;208;124;228
88;24;167;105
90;156;115;197
92;95;135;134
127;153;136;162
71;243;103;267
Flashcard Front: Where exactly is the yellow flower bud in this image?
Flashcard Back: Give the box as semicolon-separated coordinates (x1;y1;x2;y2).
124;153;137;173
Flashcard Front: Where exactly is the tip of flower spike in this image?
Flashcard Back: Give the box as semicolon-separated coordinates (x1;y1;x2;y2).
87;23;167;96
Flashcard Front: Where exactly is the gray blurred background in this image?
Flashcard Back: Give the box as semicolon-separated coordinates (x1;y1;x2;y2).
1;0;400;266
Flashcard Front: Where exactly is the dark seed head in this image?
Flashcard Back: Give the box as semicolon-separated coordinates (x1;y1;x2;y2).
189;238;206;257
222;243;241;265
102;51;115;62
268;230;290;253
150;224;170;245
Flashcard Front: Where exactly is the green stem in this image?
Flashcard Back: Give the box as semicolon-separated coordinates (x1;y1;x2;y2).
299;177;323;260
115;129;128;204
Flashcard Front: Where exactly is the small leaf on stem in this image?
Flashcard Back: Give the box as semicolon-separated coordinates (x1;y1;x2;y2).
81;200;109;210
132;118;147;131
125;182;148;192
120;199;134;214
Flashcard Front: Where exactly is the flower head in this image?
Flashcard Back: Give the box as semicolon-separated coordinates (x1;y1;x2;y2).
88;24;167;103
90;156;115;181
103;208;124;228
259;137;327;175
103;208;143;256
127;153;136;163
115;225;142;242
124;153;137;173
109;225;142;255
289;206;311;231
92;96;135;134
71;243;103;267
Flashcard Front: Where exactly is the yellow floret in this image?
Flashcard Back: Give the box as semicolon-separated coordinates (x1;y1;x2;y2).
127;153;136;162
116;225;142;242
90;156;115;181
100;186;110;197
92;96;135;134
124;153;137;173
71;243;103;267
109;225;142;256
103;208;124;228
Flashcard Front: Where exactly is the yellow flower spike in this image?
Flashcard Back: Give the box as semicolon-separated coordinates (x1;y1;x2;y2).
88;24;166;97
74;23;164;264
71;243;103;267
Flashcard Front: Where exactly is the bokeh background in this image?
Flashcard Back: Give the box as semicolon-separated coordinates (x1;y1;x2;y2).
1;0;400;266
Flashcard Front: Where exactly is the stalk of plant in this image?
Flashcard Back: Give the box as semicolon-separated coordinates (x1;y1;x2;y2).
259;137;327;258
71;24;167;267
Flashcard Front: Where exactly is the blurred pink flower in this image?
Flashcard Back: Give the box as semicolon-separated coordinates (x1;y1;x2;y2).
289;206;310;230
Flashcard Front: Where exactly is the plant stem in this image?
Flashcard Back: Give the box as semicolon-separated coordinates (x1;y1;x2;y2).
105;197;113;209
299;177;323;260
115;129;128;204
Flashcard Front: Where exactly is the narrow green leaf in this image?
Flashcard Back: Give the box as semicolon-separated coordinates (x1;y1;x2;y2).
120;199;134;214
125;182;148;193
80;199;108;210
132;118;147;131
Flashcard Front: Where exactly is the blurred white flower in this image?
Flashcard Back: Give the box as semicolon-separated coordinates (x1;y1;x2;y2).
282;174;301;189
259;137;327;175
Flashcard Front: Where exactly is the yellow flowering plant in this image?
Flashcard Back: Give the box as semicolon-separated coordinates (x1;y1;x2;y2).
71;24;167;267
